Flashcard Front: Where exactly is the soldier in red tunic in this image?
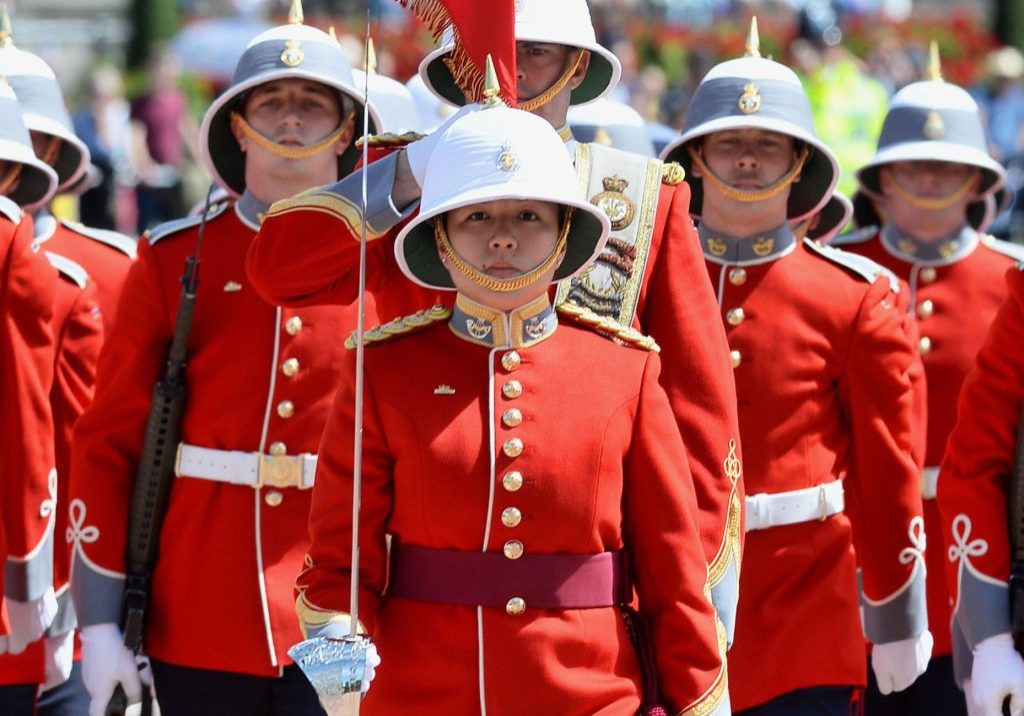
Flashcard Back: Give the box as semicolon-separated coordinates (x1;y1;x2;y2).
250;0;744;644
659;21;929;714
831;46;1019;716
68;3;381;714
296;98;729;716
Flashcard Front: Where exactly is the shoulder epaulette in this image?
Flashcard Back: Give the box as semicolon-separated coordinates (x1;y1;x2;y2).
0;195;22;224
60;220;138;259
344;305;452;350
828;226;877;247
557;302;660;352
661;162;685;186
980;234;1024;263
146;203;230;245
803;238;900;294
44;250;89;289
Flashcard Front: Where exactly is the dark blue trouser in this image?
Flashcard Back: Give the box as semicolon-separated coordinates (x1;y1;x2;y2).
864;654;968;716
737;686;855;716
0;683;36;716
37;660;90;716
150;659;326;716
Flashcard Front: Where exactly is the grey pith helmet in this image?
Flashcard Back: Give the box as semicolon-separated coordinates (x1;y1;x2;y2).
852;188;1004;233
199;0;381;197
857;43;1005;199
0;8;90;192
659;19;839;221
567;97;656;157
418;0;621;109
0;81;57;210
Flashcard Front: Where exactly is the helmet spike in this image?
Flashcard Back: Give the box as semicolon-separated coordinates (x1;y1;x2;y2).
927;40;943;82
328;26;339;44
0;5;14;49
365;37;377;74
288;0;304;25
483;54;503;108
745;16;761;58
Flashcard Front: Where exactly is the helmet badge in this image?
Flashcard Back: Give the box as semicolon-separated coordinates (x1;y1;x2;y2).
739;83;762;114
497;141;520;173
923;111;945;140
281;39;305;67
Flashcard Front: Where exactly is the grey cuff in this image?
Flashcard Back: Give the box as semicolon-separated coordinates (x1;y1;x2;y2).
70;552;124;627
710;556;739;649
861;565;929;643
954;568;1011;650
326;152;417;234
47;587;77;637
5;530;54;601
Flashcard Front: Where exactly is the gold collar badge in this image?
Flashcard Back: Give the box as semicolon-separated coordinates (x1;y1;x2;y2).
591;175;636;231
738;83;762;114
752;237;775;256
466;317;493;340
897;239;918;256
923;111;945;140
707;238;728;257
281;39;304;68
938;240;959;259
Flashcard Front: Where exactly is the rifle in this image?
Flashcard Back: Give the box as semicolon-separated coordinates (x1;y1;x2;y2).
1009;402;1024;643
105;188;214;716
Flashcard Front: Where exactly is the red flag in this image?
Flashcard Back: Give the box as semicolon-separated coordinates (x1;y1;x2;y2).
396;0;517;106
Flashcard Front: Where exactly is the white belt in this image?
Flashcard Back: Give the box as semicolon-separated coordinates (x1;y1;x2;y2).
174;443;317;489
921;467;939;500
745;480;845;532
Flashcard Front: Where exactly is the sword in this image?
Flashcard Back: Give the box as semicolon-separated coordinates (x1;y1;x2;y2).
289;10;375;715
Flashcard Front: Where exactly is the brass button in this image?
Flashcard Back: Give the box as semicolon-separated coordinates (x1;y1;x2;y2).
503;539;524;560
505;597;526;616
502;471;523;492
502;380;523;399
285;316;303;335
277;400;295;418
281;358;300;377
503;438;524;458
501;351;521;372
916;300;934;320
918;336;932;355
501;507;522;528
269;441;287;456
264;490;284;507
729;267;747;285
502;409;523;428
726;308;745;326
730;350;742;368
919;267;937;284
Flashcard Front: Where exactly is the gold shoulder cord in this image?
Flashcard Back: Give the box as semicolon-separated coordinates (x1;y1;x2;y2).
557;302;661;352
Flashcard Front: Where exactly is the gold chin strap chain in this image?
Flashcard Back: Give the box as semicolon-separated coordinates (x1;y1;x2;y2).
229;110;353;160
688;144;811;203
518;50;586;112
886;173;980;211
434;207;573;293
0;162;24;196
41;135;61;166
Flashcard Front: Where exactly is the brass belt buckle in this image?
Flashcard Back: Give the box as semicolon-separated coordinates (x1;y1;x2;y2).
258;453;301;489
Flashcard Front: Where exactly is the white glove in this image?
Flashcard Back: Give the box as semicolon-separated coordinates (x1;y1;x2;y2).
80;623;143;716
41;630;75;690
361;642;381;695
970;632;1024;716
871;628;934;694
404;103;480;187
5;587;58;654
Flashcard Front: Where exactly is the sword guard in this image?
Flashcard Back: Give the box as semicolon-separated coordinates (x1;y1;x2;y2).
289;635;373;716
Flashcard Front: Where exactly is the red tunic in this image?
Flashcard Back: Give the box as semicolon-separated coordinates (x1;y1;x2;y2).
937;265;1024;682
835;228;1022;658
701;232;925;710
69;203;351;676
296;295;729;716
0;206;56;640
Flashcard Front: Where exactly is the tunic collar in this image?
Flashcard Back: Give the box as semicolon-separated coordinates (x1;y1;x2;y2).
698;222;797;266
449;293;558;349
880;223;978;265
235;190;270;230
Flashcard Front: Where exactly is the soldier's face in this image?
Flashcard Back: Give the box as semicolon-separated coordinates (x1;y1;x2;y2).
241;79;347;149
878;161;980;238
879;161;979;200
697;129;799;187
441;199;565;309
516;42;590;125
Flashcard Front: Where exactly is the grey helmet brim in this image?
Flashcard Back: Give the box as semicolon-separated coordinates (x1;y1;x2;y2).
199;30;382;197
8;74;90;191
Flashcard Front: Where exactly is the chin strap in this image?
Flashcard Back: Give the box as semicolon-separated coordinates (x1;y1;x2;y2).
0;162;24;196
435;208;573;293
885;173;980;211
230;110;353;160
688;144;810;203
518;49;585;112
